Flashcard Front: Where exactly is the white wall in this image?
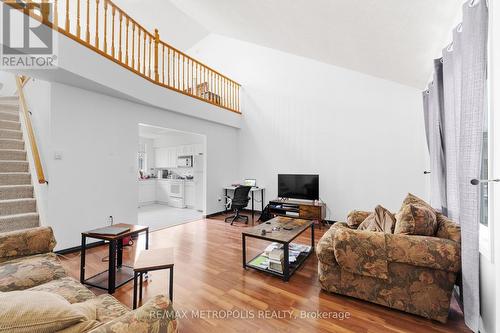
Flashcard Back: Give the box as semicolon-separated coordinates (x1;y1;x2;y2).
153;131;204;148
190;35;428;220
0;72;16;96
25;80;238;250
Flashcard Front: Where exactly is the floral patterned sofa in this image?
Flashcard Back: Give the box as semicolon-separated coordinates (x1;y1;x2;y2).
316;195;461;323
0;226;178;332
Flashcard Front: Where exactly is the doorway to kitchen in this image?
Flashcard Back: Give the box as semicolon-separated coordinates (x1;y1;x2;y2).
137;124;206;231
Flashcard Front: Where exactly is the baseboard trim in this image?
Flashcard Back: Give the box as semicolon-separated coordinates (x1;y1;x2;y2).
55;240;106;255
205;209;261;219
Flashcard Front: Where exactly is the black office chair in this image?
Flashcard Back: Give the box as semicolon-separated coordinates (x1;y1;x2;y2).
224;186;252;225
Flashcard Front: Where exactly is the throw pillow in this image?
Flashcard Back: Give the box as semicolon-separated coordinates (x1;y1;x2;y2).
400;193;435;212
346;210;371;229
0;290;96;333
395;203;437;236
358;205;396;233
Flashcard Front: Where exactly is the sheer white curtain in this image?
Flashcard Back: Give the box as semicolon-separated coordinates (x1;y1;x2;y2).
423;1;488;331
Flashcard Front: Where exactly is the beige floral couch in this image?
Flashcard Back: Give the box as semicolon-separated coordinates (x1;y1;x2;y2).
316;197;461;323
0;226;178;332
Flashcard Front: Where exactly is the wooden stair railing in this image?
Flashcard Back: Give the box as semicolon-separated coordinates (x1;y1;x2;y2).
5;0;241;113
15;75;47;184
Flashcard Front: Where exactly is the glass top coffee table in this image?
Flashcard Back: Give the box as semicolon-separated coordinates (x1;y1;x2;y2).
242;216;314;281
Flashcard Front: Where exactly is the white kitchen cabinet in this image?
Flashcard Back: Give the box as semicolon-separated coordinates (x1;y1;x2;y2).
155;148;169;168
139;180;156;206
156;180;170;203
185;182;195;208
194;144;203;155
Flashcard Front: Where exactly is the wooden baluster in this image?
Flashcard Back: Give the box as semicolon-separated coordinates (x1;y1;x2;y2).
148;34;152;77
142;31;146;74
154;29;159;82
40;0;49;24
53;0;59;28
191;60;194;95
65;0;70;31
236;84;240;111
86;0;90;43
224;78;227;107
76;0;81;37
231;82;234;110
131;23;135;69
182;56;186;91
111;6;115;57
177;52;181;89
167;48;170;86
95;0;100;48
117;10;122;61
137;28;141;71
103;0;108;53
162;44;165;84
125;17;129;65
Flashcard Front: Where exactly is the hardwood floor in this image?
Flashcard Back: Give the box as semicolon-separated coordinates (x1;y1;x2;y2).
59;214;470;333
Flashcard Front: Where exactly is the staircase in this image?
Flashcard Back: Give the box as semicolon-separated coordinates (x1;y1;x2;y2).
0;96;39;233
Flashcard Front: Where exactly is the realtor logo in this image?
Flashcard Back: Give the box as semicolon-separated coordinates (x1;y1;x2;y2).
1;1;58;69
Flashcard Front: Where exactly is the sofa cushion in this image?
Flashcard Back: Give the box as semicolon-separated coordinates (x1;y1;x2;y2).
333;227;389;280
0;253;66;292
88;295;177;333
435;213;461;243
346;210;371;229
395;204;437;236
0;290;96;333
93;294;130;324
28;276;95;304
386;233;461;272
400;193;435;212
0;227;56;264
358;205;395;233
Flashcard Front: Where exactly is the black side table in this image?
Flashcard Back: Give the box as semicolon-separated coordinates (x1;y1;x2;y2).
133;248;174;309
80;223;149;294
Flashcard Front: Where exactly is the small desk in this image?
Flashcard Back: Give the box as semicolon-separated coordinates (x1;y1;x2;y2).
80;223;149;294
133;248;174;309
224;186;265;220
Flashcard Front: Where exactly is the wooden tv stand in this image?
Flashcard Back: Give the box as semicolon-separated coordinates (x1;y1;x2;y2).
268;199;326;222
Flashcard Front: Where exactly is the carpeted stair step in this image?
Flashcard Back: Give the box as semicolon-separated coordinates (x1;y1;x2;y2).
0;212;39;233
0;172;31;186
0;161;29;172
0;104;19;113
0;198;36;216
0;119;20;131
0;149;26;161
0;111;19;122
0;139;24;150
0;96;19;103
0;185;33;200
0;129;22;140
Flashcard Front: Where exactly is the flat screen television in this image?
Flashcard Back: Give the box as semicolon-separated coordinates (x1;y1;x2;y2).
278;174;319;200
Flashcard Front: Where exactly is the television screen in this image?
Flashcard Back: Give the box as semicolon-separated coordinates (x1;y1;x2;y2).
278;174;319;200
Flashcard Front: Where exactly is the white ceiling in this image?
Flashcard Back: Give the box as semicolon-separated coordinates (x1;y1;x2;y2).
119;0;463;88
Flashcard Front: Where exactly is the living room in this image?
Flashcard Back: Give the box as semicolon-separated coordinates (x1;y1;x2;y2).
0;0;498;332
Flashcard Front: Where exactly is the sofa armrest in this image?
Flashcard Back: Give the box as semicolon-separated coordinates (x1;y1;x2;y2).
316;222;348;264
333;227;389;279
89;295;177;333
0;227;56;264
386;233;461;273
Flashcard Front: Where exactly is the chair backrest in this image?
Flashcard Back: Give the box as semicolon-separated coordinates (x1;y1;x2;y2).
231;186;252;208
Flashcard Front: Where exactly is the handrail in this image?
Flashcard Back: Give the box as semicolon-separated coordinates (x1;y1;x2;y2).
14;75;47;184
5;0;241;113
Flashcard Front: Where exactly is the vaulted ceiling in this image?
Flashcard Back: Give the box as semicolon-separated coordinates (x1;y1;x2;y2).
117;0;463;88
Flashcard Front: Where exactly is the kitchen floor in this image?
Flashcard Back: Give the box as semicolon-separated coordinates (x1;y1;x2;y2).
137;204;203;231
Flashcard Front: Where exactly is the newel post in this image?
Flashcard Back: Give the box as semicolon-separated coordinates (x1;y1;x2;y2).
154;29;160;82
41;0;50;24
